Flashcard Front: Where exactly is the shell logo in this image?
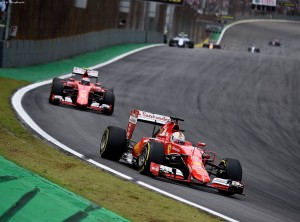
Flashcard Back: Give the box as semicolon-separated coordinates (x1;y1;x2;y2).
133;141;141;156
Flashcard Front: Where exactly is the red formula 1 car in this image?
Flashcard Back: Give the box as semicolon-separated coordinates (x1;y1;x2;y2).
100;109;244;195
203;42;221;49
49;67;115;115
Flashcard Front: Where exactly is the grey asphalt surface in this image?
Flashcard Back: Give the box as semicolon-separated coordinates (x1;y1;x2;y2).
22;21;300;222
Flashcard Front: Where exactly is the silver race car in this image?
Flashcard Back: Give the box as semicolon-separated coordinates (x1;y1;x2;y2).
169;32;194;49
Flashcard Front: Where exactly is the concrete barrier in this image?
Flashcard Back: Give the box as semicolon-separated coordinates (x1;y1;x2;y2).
0;29;164;67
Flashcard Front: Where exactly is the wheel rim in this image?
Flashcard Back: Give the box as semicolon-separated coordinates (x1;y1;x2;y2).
100;129;109;154
138;146;148;168
218;160;227;178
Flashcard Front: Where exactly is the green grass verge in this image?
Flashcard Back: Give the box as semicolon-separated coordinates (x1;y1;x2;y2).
0;44;150;82
0;77;222;222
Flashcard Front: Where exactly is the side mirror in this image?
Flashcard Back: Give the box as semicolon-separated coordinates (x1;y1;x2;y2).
197;142;206;148
96;83;101;86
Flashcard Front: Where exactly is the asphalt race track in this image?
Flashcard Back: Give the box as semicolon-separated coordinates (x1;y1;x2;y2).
22;21;300;222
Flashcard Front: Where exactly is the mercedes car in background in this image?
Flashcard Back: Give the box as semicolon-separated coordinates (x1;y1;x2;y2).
248;45;260;53
269;39;281;46
169;32;194;48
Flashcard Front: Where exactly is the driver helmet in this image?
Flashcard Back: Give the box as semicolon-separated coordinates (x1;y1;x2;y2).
170;132;185;145
81;77;90;86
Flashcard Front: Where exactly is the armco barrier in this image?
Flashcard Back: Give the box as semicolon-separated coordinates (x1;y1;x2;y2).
0;29;163;68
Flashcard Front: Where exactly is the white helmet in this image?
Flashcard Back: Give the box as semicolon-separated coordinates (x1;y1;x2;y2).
171;132;185;145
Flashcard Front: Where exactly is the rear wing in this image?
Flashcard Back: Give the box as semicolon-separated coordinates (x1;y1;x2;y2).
72;67;99;78
126;110;171;140
203;43;221;49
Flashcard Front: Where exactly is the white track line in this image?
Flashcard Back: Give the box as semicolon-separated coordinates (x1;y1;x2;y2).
137;181;239;222
11;44;238;221
217;19;300;45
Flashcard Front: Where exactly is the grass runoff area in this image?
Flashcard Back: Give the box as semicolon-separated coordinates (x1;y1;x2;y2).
0;44;222;222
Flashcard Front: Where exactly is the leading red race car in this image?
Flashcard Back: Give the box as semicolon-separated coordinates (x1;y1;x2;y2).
49;67;115;115
100;109;244;195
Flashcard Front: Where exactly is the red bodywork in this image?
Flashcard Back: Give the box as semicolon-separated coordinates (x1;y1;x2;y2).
127;110;214;184
124;110;244;194
49;67;113;113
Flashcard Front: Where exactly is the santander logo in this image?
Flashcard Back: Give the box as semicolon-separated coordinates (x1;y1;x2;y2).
140;111;170;122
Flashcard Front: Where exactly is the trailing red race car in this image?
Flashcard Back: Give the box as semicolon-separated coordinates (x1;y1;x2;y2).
49;67;115;115
100;109;244;195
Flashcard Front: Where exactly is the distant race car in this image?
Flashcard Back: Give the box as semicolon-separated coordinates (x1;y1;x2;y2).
169;32;194;48
248;46;260;53
100;109;244;195
269;39;280;47
49;67;115;115
203;42;221;49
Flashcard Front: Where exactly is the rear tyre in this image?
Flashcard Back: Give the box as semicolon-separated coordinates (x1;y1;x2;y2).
217;158;242;195
100;126;127;161
137;141;165;175
49;78;64;104
102;89;115;115
169;40;175;47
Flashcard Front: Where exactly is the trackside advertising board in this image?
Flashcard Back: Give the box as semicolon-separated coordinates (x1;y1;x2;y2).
144;0;184;5
252;0;277;6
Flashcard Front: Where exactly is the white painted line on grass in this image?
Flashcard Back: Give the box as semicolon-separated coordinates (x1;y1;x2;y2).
87;159;133;180
137;181;239;222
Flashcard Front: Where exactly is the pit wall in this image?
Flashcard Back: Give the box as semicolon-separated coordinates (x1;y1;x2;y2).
0;29;163;68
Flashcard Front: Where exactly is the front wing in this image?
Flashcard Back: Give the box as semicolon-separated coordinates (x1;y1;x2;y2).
150;162;244;195
51;95;112;113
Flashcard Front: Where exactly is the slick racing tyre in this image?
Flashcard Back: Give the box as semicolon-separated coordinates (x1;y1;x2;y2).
49;77;64;104
100;126;126;161
137;141;165;175
169;40;175;47
102;89;115;115
217;158;242;195
188;41;194;49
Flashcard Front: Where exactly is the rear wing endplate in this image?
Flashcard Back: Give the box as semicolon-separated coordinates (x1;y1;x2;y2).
126;110;171;140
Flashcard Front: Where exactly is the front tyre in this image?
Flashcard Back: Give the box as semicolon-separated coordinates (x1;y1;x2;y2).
217;158;243;195
188;41;194;49
49;77;64;104
102;89;115;115
100;126;126;161
137;141;165;175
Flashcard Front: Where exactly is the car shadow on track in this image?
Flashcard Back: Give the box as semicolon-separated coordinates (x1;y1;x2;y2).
118;161;242;200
